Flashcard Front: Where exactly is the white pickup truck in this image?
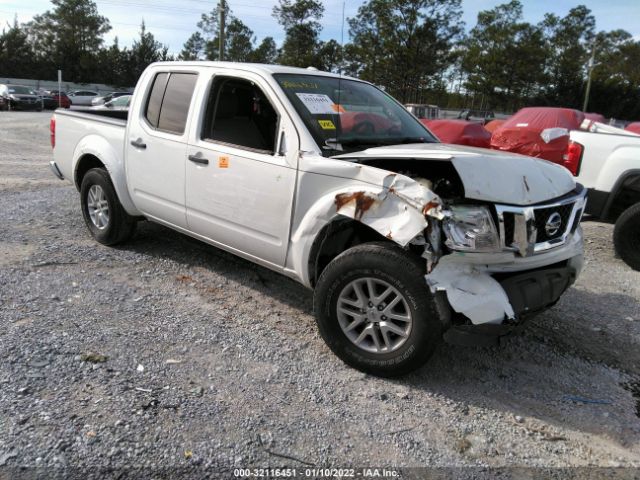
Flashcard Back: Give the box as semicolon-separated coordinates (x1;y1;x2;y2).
566;122;640;270
50;62;586;376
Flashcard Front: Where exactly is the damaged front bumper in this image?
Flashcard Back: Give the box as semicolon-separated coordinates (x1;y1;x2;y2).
426;188;586;345
438;254;582;346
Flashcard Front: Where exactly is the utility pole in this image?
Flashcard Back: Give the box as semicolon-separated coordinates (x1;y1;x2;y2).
218;0;226;61
583;42;596;112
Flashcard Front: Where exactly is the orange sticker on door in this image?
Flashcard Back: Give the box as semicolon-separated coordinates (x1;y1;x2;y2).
218;156;230;168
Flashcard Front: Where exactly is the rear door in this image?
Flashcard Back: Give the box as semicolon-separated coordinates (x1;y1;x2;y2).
185;72;299;266
126;70;198;228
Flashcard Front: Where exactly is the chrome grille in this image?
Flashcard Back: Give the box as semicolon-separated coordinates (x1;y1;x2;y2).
495;188;587;257
502;213;515;246
533;202;575;243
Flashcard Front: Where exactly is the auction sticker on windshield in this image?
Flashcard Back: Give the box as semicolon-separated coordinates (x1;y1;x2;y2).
318;120;336;130
296;93;340;115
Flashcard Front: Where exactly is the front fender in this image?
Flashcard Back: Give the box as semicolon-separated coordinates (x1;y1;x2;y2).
288;173;443;287
72;134;140;216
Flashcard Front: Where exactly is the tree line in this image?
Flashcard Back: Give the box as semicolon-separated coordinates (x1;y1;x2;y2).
1;0;638;119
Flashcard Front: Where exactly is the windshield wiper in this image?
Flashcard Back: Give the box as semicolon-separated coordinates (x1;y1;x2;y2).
338;137;432;147
338;139;384;147
376;137;434;145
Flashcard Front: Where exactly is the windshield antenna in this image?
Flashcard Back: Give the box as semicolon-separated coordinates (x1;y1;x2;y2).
335;0;345;152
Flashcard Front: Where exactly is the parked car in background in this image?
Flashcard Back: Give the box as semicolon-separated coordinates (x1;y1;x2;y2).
491;107;584;164
50;61;586;377
405;103;440;120
565;121;640;270
420;119;491;148
92;95;131;111
91;91;131;106
48;91;72;109
584;112;606;123
484;119;506;133
38;92;58;110
625;122;640;135
67;90;99;106
0;84;43;111
457;109;495;124
339;111;396;135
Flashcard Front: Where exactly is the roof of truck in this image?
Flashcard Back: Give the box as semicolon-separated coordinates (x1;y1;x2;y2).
147;61;358;81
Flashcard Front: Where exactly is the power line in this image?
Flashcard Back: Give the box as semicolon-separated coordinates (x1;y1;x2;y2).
97;0;345;19
96;0;302;21
109;21;198;33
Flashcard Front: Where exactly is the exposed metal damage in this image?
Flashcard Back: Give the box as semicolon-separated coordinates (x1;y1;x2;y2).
333;173;444;246
331;171;524;327
330;172;515;326
294;146;584;329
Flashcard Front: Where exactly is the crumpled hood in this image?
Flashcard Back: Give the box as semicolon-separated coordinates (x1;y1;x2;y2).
334;143;576;206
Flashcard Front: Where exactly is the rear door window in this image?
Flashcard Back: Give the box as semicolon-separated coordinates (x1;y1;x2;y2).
144;72;197;135
157;73;198;135
145;73;169;128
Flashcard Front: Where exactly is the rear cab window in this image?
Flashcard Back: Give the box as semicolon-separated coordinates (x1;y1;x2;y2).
144;71;198;135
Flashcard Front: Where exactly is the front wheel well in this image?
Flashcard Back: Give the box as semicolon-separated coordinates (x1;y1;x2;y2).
74;154;106;191
308;218;423;288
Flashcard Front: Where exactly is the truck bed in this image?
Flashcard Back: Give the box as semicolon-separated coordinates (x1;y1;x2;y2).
67;107;128;122
52;109;127;186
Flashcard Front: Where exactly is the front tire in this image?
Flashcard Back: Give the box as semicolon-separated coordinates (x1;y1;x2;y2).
614;202;640;271
80;168;136;245
314;242;442;377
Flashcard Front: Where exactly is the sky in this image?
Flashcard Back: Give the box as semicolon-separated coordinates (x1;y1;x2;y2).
0;0;639;56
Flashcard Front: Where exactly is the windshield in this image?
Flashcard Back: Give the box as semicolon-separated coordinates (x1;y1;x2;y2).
273;74;438;156
9;86;35;95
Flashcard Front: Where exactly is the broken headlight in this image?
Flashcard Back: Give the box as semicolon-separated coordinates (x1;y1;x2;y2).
442;205;499;252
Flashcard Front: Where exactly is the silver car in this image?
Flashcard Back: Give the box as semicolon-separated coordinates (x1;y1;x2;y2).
68;90;99;106
92;95;131;111
91;92;131;106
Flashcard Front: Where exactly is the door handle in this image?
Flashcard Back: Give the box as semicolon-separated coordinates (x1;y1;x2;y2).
130;138;146;149
188;154;209;165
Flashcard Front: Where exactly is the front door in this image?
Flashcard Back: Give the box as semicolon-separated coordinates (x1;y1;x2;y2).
185;73;298;267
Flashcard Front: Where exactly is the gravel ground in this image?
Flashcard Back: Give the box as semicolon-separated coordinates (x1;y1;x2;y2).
1;112;639;478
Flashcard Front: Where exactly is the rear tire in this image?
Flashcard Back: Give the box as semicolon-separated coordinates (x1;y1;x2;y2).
80;168;136;245
314;242;442;377
614;202;640;271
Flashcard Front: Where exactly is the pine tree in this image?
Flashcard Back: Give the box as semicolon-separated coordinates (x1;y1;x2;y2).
25;0;111;82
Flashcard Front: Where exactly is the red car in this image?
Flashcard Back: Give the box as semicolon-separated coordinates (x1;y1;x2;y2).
340;111;395;135
421;119;492;148
584;112;606;123
625;122;640;135
48;91;71;109
490;107;584;164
